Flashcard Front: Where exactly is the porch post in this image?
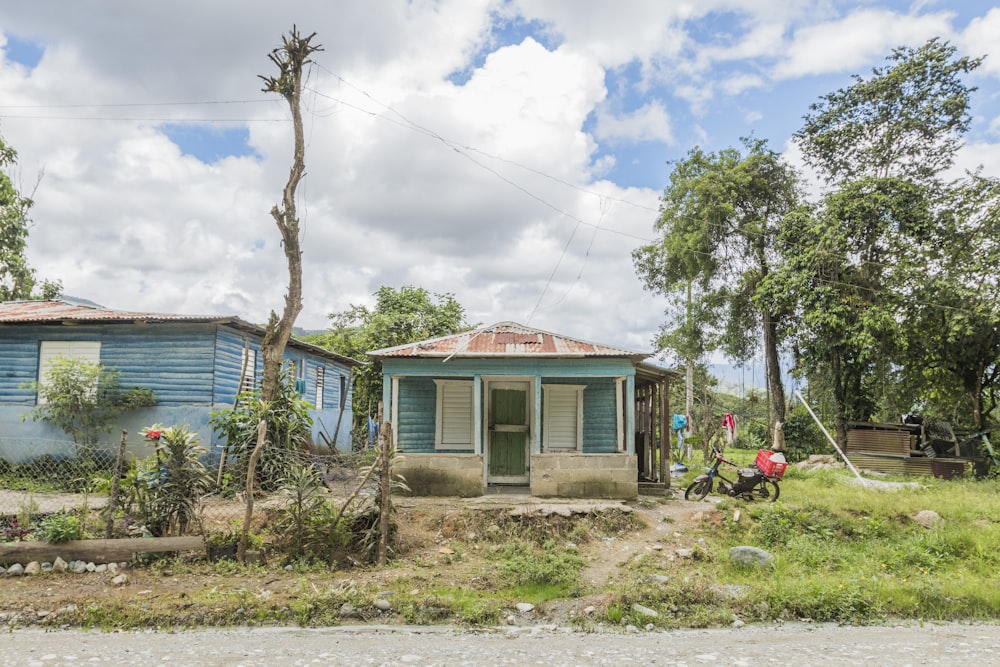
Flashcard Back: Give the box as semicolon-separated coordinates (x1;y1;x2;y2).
473;374;483;454
533;375;542;454
626;374;636;455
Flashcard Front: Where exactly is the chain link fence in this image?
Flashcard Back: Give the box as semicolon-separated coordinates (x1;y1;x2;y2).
0;434;377;544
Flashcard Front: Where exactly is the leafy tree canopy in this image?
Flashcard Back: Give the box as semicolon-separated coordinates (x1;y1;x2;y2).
304;285;472;429
0;134;60;302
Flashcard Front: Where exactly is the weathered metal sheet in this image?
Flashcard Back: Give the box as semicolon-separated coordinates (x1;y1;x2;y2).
370;322;647;359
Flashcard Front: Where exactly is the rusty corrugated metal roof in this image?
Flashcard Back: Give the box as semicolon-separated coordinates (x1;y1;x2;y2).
0;299;222;323
0;299;365;367
368;321;649;359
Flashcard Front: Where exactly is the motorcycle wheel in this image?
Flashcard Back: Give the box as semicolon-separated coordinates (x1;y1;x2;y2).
755;479;780;502
685;479;711;501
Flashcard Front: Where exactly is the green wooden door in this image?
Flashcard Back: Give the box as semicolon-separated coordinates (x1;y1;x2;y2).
488;384;529;483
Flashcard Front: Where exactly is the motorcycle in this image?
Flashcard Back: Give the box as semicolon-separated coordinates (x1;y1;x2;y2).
684;447;784;502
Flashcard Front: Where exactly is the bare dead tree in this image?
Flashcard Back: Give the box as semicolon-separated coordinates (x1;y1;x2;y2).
258;26;323;403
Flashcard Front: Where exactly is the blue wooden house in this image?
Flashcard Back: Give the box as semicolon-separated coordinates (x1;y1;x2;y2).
369;322;675;499
0;299;363;463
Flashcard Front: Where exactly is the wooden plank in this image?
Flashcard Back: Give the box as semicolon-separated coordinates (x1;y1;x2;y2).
0;536;205;565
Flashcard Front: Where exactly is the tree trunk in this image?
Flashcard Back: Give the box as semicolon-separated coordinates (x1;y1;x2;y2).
258;28;321;403
762;308;786;428
831;348;848;450
685;280;695;435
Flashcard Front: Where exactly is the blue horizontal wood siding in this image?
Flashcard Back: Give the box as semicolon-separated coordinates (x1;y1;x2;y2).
385;357;627;455
213;327;262;405
103;324;216;406
0;323;217;406
0;331;43;405
396;377;438;453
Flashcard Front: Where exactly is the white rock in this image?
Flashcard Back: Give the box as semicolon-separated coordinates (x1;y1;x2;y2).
6;563;24;576
24;561;41;575
95;564;108;573
374;599;392;611
112;574;128;586
85;562;96;572
632;603;659;618
52;557;68;572
515;602;534;613
913;510;943;529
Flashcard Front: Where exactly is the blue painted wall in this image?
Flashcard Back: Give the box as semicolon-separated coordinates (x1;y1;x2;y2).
0;321;358;463
385;357;634;455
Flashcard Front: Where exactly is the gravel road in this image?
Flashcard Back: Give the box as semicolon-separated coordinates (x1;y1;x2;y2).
1;623;998;666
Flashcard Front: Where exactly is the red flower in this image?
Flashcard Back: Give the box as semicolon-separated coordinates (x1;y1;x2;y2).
146;429;162;440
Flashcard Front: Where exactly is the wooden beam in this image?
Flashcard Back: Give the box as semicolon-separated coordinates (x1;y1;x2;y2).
1;536;205;565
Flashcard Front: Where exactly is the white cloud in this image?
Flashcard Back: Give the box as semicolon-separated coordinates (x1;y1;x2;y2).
773;8;954;79
960;7;1000;77
4;0;1000;356
593;100;673;144
720;72;766;96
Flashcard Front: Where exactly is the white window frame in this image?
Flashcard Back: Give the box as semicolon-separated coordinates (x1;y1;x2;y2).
315;366;325;409
434;379;474;451
240;347;257;394
37;341;102;404
542;384;586;452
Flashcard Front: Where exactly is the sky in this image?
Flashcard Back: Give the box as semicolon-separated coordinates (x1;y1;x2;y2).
1;1;999;366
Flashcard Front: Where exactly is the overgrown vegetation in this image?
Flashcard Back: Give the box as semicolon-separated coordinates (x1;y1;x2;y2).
23;357;155;451
601;466;1000;629
6;469;1000;630
210;371;313;493
117;425;213;537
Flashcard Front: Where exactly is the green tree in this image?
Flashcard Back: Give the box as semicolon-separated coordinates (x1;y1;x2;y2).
796;37;981;185
900;175;1000;430
25;357;155;448
305;285;471;437
775;38;983;445
0;134;60;301
634;138;803;432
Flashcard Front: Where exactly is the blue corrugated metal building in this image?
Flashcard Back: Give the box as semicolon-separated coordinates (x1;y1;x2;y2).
0;299;363;463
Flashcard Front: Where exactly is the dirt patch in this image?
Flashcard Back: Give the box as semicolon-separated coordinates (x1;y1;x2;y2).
0;490;720;628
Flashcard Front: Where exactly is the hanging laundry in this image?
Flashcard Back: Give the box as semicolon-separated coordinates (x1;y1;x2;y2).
672;414;689;460
367;415;379;448
722;412;738;444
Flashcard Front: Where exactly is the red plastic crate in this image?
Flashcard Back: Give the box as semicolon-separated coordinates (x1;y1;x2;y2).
755;449;787;480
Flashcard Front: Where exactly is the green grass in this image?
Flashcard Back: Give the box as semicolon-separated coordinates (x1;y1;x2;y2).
606;461;1000;626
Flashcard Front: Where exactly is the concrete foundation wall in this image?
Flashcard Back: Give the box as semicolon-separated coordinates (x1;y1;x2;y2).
396;453;484;497
530;453;638;499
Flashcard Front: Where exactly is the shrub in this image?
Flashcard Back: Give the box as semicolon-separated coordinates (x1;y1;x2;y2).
37;512;83;543
210;371;313;492
135;424;212;536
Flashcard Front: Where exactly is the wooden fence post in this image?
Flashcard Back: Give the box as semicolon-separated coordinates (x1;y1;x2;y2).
105;430;128;539
238;419;267;563
377;401;392;566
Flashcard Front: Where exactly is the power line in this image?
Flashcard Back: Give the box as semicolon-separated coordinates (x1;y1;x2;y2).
0;99;275;109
